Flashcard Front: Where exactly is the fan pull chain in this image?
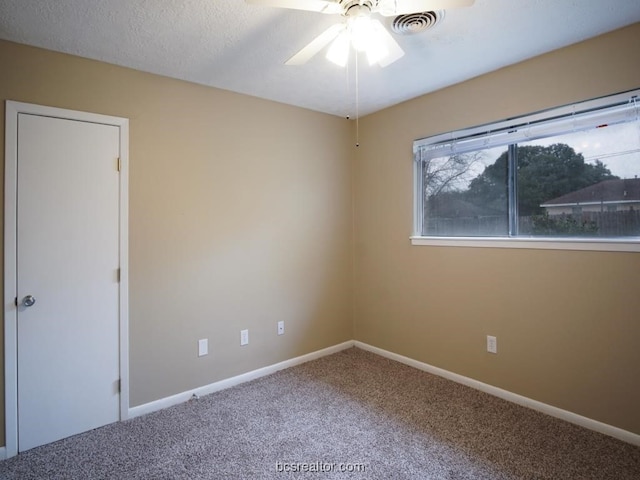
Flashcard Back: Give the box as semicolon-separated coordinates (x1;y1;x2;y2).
344;44;360;147
355;50;360;147
345;51;351;119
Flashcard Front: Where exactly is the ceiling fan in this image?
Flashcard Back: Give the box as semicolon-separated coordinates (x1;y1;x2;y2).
246;0;475;67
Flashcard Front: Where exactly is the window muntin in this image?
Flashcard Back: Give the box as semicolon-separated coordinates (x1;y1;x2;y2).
414;90;640;241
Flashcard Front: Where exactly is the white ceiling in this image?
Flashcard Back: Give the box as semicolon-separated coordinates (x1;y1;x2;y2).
1;0;639;117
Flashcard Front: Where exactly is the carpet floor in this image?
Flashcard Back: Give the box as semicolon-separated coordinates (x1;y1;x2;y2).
0;347;638;479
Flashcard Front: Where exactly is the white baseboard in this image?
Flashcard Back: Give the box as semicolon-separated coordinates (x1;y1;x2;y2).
0;446;6;460
128;340;355;419
354;341;640;447
123;338;639;447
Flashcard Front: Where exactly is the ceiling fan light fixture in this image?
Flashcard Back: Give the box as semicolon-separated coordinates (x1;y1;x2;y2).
350;14;375;52
366;44;387;66
326;14;390;67
326;30;350;66
365;19;390;65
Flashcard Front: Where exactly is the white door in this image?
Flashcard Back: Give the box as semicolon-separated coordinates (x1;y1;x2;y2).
16;113;121;451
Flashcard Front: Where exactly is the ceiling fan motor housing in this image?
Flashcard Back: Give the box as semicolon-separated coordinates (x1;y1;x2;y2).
342;1;374;17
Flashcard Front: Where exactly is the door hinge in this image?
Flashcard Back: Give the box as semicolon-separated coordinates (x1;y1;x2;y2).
117;157;121;172
14;297;18;307
116;268;121;283
117;379;121;393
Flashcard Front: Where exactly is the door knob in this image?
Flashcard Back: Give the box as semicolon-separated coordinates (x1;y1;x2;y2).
22;295;36;307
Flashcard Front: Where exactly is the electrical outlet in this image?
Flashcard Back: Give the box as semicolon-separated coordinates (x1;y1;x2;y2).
487;335;497;354
240;329;249;346
277;321;285;336
198;338;208;357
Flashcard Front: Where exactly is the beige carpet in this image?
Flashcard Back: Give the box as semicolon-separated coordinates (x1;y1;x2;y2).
0;347;638;479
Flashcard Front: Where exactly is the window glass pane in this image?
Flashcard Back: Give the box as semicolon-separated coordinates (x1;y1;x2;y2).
415;91;640;244
517;121;640;237
422;147;508;236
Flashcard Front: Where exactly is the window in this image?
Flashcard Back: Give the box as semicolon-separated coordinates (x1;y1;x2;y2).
413;90;640;250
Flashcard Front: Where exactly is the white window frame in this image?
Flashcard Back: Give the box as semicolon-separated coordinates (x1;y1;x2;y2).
412;89;640;252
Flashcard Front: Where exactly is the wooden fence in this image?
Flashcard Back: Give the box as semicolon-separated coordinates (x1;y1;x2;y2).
425;210;640;237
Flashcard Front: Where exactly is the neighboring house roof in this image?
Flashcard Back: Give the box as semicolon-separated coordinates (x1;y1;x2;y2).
541;178;640;207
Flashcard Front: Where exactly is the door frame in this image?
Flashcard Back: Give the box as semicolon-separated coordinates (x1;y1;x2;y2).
3;101;130;458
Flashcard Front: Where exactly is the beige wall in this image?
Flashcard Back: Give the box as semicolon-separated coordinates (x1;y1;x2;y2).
0;40;354;445
354;23;640;435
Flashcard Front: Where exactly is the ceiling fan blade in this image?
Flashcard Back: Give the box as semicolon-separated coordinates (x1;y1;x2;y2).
370;20;405;67
285;24;345;65
246;0;342;14
377;0;474;16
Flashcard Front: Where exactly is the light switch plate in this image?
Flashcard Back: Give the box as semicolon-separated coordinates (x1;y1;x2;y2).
198;338;208;357
487;335;497;354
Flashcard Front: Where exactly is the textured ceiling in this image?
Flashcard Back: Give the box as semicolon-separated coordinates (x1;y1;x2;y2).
1;0;639;117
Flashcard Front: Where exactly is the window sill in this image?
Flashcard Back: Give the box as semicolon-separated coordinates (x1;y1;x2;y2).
410;236;640;252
